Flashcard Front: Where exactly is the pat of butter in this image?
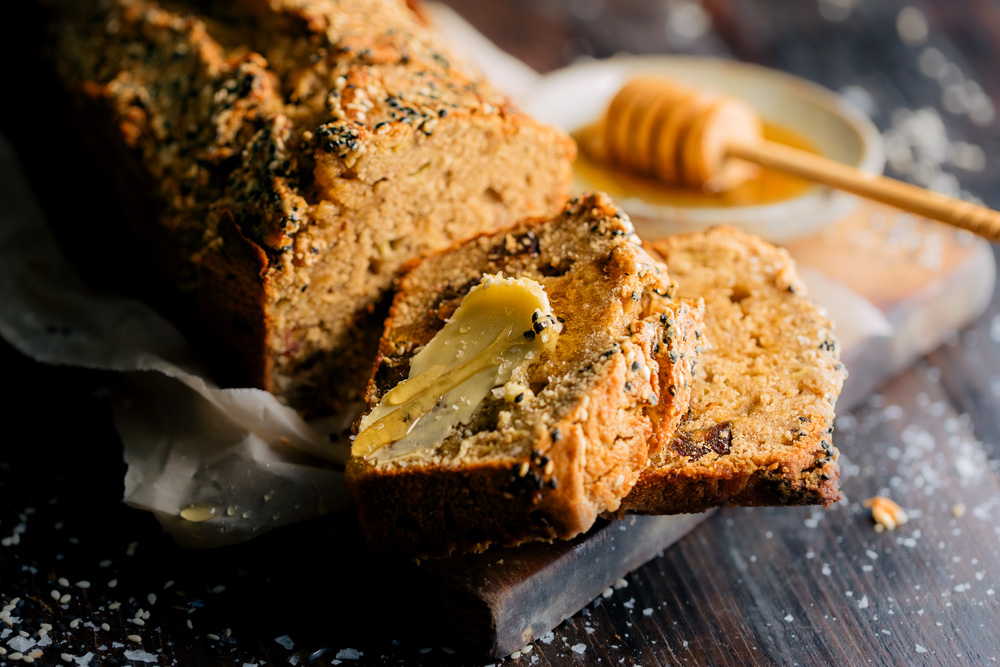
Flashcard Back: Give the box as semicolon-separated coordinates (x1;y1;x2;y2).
353;273;561;460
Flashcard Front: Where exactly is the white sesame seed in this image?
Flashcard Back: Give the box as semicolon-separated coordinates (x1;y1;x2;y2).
57;578;69;587
99;560;112;568
211;585;226;594
147;593;157;605
186;619;193;630
133;618;146;627
75;581;91;589
69;619;80;629
101;623;110;631
207;633;221;641
59;594;71;604
50;590;60;601
109;602;121;610
8;652;23;661
108;579;118;589
127;635;142;643
61;653;74;662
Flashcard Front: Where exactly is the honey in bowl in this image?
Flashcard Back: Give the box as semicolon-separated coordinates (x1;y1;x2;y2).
573;120;819;208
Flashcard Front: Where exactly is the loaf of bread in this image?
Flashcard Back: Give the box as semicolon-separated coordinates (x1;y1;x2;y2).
41;0;574;413
621;227;846;514
347;193;703;557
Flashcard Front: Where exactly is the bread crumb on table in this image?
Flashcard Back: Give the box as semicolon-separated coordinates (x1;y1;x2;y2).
864;495;909;532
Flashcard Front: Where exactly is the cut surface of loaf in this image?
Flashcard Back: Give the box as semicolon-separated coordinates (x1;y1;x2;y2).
42;0;574;413
347;193;703;557
621;226;846;514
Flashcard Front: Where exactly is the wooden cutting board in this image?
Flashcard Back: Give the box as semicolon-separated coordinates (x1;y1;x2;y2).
404;205;995;658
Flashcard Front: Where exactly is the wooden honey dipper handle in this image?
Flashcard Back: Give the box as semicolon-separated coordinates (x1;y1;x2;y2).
727;140;1000;243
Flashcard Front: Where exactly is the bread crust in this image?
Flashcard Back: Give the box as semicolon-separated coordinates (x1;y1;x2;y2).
347;193;702;556
620;226;846;514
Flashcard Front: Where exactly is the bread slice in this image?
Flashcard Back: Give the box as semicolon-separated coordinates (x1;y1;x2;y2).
346;193;703;557
42;0;574;414
620;227;846;514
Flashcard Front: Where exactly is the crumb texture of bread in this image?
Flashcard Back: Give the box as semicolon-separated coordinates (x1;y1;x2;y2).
621;226;847;514
43;0;574;413
347;193;702;557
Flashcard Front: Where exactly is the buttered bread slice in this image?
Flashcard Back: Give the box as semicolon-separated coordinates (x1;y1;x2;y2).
622;227;846;514
346;193;702;557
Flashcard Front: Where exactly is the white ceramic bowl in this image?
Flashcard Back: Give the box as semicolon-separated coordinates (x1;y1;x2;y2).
522;55;885;242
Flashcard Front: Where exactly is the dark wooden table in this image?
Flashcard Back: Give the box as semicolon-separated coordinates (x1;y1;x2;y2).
3;1;1000;664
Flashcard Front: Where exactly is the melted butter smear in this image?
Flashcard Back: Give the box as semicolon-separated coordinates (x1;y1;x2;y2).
353;274;561;461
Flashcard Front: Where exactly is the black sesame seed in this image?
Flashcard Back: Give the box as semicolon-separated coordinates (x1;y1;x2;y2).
631;361;641;372
551;429;562;442
523;330;536;340
515;392;525;403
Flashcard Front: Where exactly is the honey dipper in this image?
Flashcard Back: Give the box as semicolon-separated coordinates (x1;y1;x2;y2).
601;77;1000;242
